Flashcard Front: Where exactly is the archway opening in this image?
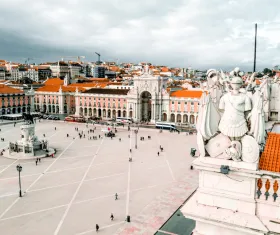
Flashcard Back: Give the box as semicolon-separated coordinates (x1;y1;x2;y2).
170;113;175;122
190;115;195;124
140;91;152;121
117;110;121;118
177;114;182;123
162;113;167;121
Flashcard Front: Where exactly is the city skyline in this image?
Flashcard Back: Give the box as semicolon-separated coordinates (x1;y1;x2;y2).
0;0;280;71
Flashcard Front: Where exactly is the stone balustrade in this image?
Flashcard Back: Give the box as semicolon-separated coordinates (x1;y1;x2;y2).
256;177;280;202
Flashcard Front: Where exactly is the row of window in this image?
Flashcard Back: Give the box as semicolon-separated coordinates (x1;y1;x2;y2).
171;101;196;105
80;98;126;102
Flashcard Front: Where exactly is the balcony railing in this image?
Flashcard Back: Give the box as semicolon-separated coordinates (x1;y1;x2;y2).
256;177;279;202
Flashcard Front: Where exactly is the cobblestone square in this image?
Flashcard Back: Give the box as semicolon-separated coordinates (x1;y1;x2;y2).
0;121;198;235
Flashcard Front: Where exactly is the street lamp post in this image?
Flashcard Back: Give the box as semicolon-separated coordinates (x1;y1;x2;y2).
16;164;22;197
134;130;138;149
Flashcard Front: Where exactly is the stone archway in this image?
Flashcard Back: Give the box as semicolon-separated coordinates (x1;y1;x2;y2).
89;108;92;117
183;114;188;123
103;109;106;118
123;110;126;117
98;108;101;117
162;113;167;121
177;114;182;123
107;109;111;118
93;108;96;116
140;91;152;121
170;113;175;122
129;111;133;118
56;106;59;114
112;110;116;118
190;115;195;124
117;110;121;118
79;107;83;116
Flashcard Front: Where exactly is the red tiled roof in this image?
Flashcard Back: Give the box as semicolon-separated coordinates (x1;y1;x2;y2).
44;78;64;85
36;85;85;93
161;67;169;72
68;83;108;88
259;133;280;173
170;90;203;98
0;84;24;94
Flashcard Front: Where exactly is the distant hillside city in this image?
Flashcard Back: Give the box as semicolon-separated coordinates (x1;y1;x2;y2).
0;57;279;126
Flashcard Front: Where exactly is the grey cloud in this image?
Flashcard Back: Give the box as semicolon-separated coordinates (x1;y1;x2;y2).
0;0;279;71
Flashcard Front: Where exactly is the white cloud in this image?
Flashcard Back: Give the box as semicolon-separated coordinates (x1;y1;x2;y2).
0;0;279;70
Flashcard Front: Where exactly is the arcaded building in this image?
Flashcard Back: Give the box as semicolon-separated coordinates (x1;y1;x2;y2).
35;69;202;124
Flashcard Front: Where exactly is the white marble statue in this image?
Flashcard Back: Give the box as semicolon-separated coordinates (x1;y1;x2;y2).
218;76;251;139
206;69;223;106
196;91;221;140
224;141;242;161
196;67;266;164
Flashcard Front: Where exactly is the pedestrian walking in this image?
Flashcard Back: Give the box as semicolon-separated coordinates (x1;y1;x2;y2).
110;213;114;221
43;134;45;137
157;152;159;156
115;193;118;200
55;127;56;130
39;158;41;162
35;159;38;165
130;149;132;153
96;224;99;232
119;138;121;142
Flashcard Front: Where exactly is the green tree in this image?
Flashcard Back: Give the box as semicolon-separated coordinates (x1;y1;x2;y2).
263;68;272;74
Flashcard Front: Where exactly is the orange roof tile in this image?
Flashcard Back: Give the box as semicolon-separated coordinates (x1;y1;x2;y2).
259;133;280;173
109;66;119;72
44;78;64;86
255;79;261;85
68;83;108;88
37;85;85;93
161;67;169;72
0;84;24;94
170;90;203;98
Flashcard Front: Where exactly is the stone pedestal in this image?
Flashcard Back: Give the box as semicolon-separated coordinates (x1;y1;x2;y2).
4;124;54;159
181;158;269;235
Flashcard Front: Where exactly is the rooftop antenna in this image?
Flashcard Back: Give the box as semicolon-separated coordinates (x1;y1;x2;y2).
253;23;257;72
95;52;101;65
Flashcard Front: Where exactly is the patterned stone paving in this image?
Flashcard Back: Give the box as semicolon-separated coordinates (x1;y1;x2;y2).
0;121;198;235
115;170;198;234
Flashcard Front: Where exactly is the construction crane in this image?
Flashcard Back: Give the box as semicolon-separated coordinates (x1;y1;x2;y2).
95;52;101;65
61;56;86;63
23;58;34;65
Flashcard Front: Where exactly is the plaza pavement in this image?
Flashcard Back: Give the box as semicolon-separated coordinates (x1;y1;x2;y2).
0;120;198;235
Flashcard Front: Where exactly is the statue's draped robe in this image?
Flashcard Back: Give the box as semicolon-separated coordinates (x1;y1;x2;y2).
218;93;251;138
249;90;266;144
197;92;221;140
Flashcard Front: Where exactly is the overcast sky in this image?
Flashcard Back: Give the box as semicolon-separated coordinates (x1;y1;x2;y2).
0;0;279;71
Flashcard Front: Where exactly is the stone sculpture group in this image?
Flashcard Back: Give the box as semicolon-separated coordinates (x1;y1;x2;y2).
196;67;271;163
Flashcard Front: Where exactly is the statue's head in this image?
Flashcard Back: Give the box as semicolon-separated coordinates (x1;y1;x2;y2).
206;69;219;83
230;76;243;90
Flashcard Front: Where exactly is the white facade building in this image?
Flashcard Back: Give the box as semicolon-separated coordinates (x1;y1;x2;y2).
68;63;82;78
50;62;69;77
